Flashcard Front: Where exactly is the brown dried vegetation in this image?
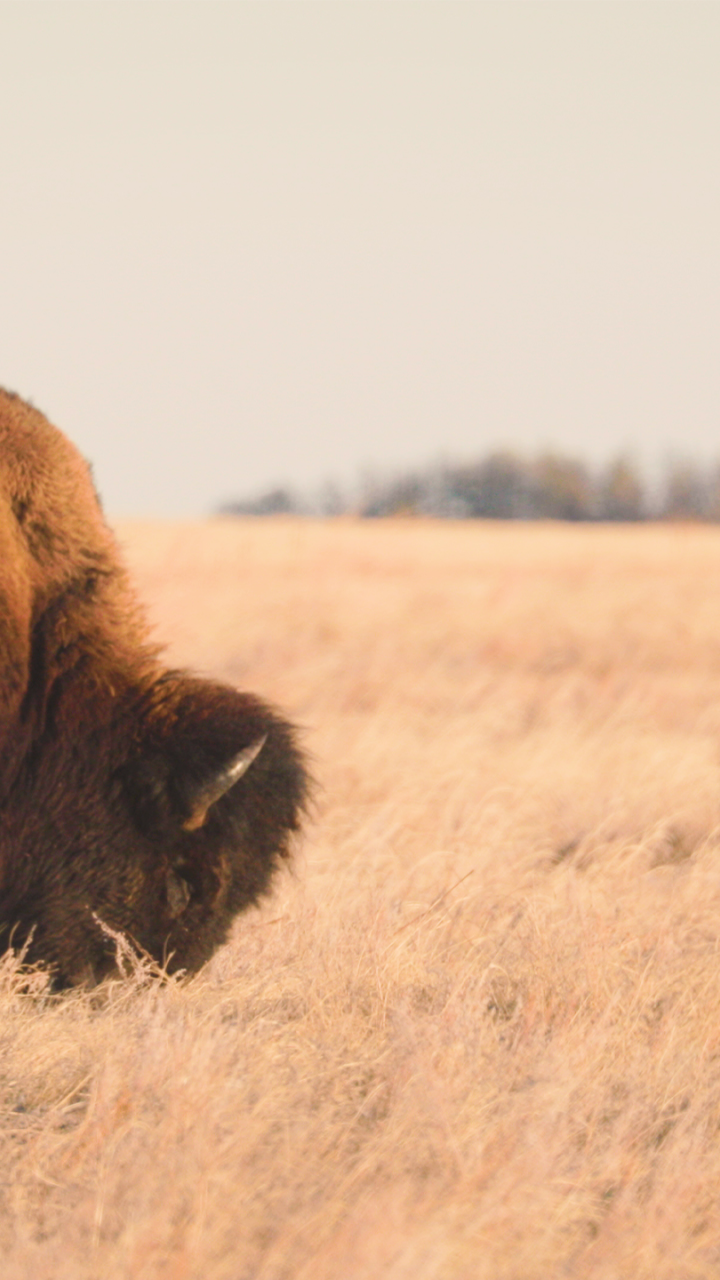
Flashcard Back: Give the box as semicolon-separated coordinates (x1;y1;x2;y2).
3;517;720;1277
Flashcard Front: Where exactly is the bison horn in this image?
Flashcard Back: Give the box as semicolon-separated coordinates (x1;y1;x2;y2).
182;734;267;831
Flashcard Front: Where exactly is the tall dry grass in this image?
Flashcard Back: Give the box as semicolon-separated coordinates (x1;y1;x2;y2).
3;518;720;1278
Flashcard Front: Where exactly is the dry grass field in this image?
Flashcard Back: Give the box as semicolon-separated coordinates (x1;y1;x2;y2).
4;517;720;1278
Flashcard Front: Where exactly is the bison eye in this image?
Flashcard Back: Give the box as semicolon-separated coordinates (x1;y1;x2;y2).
166;867;192;918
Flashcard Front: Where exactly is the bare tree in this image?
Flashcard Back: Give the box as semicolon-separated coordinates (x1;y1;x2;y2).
597;456;644;521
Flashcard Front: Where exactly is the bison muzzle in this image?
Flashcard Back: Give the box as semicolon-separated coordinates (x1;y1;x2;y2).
0;389;309;987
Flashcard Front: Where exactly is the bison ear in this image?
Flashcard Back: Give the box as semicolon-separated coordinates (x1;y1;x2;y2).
181;734;267;832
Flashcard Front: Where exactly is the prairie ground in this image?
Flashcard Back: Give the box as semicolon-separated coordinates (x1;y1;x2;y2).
3;517;720;1278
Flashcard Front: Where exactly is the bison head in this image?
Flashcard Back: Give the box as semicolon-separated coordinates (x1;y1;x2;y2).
0;389;309;987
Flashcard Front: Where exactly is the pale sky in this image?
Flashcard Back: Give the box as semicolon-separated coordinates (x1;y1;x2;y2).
1;1;718;515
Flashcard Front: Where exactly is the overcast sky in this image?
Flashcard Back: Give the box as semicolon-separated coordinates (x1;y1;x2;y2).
1;1;719;515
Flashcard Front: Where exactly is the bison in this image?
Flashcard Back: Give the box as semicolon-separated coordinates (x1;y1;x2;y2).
0;388;309;987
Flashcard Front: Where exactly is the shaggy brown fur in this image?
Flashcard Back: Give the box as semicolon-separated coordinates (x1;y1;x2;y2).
0;390;309;987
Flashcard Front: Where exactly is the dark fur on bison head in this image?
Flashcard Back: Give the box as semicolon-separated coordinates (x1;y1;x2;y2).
0;389;309;987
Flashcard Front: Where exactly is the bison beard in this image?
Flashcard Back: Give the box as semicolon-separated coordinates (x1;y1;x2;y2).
0;389;309;987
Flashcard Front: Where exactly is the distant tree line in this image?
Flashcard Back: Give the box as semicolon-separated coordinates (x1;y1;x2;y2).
218;452;720;522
